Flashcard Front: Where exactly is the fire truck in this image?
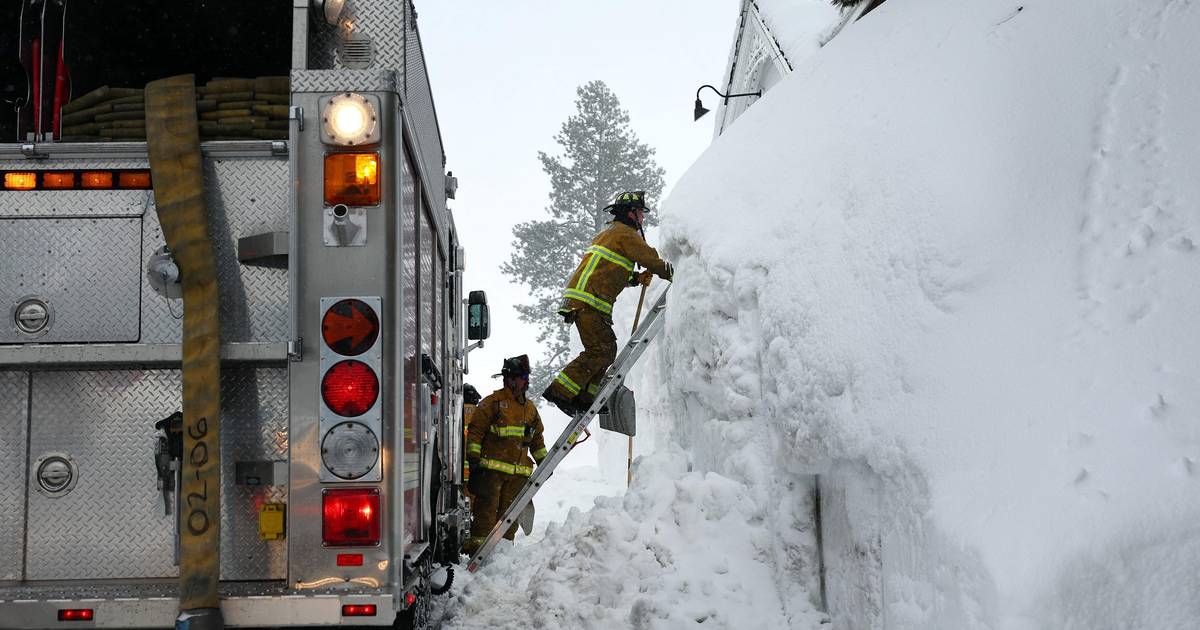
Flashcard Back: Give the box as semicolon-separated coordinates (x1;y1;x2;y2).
0;1;485;627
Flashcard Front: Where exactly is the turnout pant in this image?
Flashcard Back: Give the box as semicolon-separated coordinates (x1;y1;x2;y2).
468;468;526;547
550;308;618;406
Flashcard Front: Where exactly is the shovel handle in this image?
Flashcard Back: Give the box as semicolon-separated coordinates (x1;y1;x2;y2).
627;282;649;488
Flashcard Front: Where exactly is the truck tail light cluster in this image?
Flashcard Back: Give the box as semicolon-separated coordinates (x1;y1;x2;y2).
319;298;382;483
323;488;380;546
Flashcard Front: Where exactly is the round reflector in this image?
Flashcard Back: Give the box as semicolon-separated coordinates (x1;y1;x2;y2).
322;360;379;417
322;299;380;355
321;421;380;479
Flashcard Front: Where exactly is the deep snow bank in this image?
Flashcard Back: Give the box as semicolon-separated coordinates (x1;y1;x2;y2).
646;0;1200;628
440;453;824;629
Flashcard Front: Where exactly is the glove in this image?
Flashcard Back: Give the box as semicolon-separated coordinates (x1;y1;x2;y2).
637;270;653;286
660;261;674;282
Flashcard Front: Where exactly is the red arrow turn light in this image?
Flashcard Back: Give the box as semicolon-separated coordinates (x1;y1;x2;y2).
322;299;380;356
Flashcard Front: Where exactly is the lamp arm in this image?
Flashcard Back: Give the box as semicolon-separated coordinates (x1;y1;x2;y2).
696;84;762;102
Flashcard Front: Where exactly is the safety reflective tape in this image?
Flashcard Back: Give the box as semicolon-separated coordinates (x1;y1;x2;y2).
575;251;603;293
568;431;579;445
467;442;482;455
555;372;582;395
587;383;599;395
479;458;533;476
532;447;548;461
562;289;613;315
490;425;526;437
587;245;634;271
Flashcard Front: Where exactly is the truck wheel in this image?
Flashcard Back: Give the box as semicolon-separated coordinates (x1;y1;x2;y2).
393;591;429;630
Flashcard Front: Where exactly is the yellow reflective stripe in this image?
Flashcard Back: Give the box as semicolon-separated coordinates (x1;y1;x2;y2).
555;372;582;395
567;431;579;445
490;425;526;437
586;383;599;395
467;442;482;456
532;447;548;461
562;289;613;315
479;458;533;476
575;251;603;292
587;245;634;271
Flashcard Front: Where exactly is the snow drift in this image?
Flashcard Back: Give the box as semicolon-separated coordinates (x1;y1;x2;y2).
440;454;824;629
644;0;1200;628
449;0;1200;628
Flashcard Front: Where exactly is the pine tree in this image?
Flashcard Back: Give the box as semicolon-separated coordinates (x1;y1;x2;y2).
503;80;665;395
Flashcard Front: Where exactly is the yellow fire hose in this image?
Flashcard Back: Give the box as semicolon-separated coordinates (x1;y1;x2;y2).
145;75;223;630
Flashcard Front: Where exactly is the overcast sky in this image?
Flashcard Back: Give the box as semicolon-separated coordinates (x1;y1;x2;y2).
418;1;740;460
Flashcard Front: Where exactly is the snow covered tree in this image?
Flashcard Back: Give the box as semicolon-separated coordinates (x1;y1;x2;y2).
503;80;665;394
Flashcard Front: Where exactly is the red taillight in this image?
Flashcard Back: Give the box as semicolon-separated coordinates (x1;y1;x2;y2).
58;609;94;621
342;604;377;617
321;360;379;417
405;592;416;607
323;488;380;547
322;299;380;356
336;553;364;566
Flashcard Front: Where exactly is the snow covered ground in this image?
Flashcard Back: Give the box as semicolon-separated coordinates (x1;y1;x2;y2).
437;456;824;629
444;0;1200;627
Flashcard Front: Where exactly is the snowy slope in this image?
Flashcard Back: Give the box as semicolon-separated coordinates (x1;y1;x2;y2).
444;0;1200;628
644;0;1200;628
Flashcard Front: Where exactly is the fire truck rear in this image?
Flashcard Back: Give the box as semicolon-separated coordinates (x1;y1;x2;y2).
0;1;483;627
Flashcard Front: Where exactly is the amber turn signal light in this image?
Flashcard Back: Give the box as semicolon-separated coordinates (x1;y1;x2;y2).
118;171;152;189
42;172;75;189
324;152;380;206
81;171;114;189
3;172;36;190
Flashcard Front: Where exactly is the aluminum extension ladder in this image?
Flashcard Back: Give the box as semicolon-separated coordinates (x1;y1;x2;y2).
466;286;670;572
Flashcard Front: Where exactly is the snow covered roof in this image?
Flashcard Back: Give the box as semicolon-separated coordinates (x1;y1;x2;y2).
714;0;847;135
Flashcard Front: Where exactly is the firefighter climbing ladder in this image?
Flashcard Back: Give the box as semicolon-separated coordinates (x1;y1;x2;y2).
467;286;670;572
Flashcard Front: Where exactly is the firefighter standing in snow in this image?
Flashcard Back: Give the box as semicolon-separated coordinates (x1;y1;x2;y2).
543;191;674;415
464;356;546;554
461;383;482;500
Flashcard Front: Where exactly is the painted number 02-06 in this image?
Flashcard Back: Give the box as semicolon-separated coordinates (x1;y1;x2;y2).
186;416;211;536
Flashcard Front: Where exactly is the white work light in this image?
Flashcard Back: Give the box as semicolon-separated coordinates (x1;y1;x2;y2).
320;92;381;146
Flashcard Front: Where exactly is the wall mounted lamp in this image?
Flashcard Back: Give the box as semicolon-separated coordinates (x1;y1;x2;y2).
694;84;763;121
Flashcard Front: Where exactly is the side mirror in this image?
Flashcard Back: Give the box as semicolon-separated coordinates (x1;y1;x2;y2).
467;290;490;341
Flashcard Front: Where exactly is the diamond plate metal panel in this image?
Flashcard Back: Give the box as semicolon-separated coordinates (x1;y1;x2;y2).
404;4;447;220
26;370;181;580
219;367;289;581
0;217;142;344
306;0;406;72
289;69;398;93
0;372;29;581
141;158;290;345
25;368;289;581
0;190;150;218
